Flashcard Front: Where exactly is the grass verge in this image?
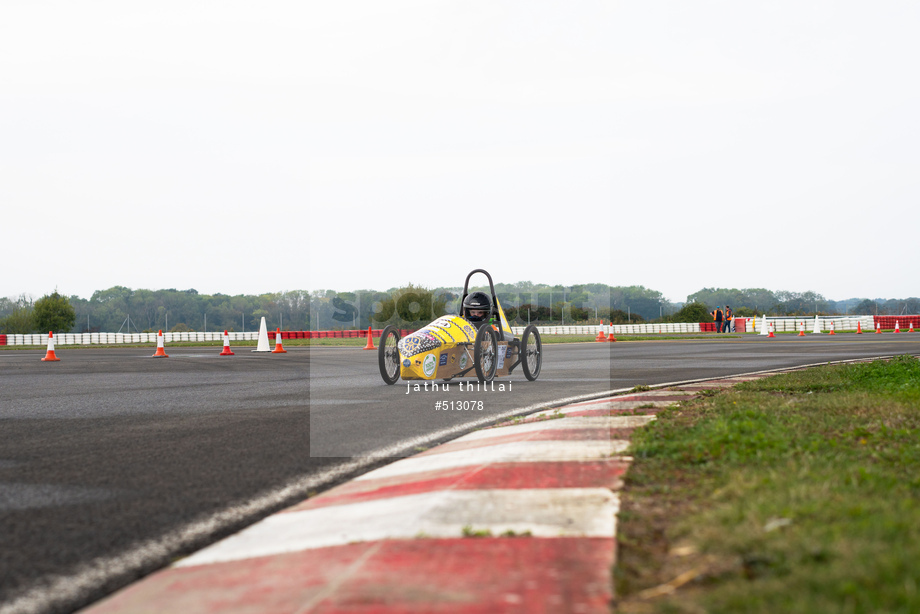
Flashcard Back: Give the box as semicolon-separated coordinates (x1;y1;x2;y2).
614;354;920;613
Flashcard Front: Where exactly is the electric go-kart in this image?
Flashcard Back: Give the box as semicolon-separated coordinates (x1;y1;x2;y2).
378;269;542;385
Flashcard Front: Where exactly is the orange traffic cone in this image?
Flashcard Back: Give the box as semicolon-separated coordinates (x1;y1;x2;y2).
856;321;863;334
272;328;287;353
876;322;882;334
829;321;836;335
152;330;168;357
895;320;901;333
595;320;606;342
220;330;234;356
41;331;60;361
363;326;376;350
607;322;617;342
910;321;915;333
797;321;805;336
768;322;775;338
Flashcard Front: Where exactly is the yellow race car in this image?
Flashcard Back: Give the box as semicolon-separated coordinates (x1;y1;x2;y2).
378;269;542;385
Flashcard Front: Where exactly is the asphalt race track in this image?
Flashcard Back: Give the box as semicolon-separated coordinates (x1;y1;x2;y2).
1;334;918;613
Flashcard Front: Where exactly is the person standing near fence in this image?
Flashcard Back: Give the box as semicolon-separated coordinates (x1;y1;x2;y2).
724;305;733;333
711;306;724;333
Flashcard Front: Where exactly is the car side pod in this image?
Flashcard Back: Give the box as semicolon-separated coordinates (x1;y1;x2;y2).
152;330;169;358
41;331;60;362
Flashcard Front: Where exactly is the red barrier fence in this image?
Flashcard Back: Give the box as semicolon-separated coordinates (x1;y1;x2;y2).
700;317;747;333
874;316;920;330
0;334;5;346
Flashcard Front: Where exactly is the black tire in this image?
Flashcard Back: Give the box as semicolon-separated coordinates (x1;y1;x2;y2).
521;324;542;381
474;325;498;382
377;325;401;385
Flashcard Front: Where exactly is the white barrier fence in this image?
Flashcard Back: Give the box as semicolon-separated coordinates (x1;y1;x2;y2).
4;332;262;346
513;316;877;336
749;316;875;333
4;316;882;345
512;323;704;335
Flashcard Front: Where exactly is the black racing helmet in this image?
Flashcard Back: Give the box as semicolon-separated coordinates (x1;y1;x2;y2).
462;291;492;323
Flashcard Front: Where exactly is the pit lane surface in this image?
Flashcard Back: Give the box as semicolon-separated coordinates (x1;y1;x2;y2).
1;335;918;613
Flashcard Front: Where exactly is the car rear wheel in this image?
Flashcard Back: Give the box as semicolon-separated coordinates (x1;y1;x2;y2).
521;324;542;381
378;325;401;385
474;325;498;382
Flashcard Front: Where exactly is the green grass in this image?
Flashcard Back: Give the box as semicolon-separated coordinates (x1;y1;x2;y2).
461;525;493;538
615;355;920;613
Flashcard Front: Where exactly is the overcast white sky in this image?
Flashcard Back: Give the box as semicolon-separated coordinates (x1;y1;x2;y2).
2;1;918;304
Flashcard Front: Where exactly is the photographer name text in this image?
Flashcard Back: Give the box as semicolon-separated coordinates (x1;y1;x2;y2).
406;381;511;394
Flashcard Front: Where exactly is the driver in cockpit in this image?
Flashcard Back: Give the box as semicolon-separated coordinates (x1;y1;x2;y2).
461;291;491;326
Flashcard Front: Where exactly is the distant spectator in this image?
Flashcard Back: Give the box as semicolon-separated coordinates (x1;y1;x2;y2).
711;306;724;333
724;305;733;333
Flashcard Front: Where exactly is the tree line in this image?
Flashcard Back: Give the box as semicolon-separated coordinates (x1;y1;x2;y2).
685;288;920;318
2;284;918;334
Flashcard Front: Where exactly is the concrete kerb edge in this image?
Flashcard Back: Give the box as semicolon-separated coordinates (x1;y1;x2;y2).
12;355;914;614
0;388;643;614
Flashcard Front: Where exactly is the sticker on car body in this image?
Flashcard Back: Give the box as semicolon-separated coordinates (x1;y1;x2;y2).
423;353;437;377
